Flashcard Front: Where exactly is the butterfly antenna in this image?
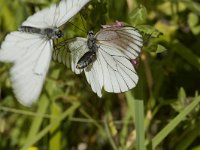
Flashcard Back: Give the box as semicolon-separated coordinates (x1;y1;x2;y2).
68;21;86;33
143;31;155;46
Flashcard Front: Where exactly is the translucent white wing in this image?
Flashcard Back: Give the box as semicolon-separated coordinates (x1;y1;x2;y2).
53;39;71;68
84;42;138;96
53;37;89;74
0;32;42;63
84;63;102;97
22;0;90;28
0;33;51;106
54;37;103;96
95;26;143;60
10;41;52;106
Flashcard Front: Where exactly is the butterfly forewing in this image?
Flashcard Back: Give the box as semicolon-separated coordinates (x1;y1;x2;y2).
0;32;43;63
95;26;143;60
22;0;90;28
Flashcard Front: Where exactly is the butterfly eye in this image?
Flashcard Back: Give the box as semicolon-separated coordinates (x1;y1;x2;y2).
56;30;63;38
88;31;94;35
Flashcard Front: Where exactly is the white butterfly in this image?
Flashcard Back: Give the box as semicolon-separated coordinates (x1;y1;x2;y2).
0;0;90;106
53;23;143;97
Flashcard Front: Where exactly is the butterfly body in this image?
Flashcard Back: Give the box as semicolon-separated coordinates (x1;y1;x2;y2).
18;26;63;39
76;51;96;69
76;31;98;69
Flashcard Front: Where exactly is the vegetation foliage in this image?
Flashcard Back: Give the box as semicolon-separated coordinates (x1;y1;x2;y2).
0;0;200;149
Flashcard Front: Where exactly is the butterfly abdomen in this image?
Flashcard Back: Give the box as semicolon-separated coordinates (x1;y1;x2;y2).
76;51;97;69
18;26;41;34
18;26;63;39
75;31;98;69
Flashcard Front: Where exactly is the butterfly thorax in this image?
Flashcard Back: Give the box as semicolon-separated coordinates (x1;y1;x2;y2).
87;31;98;52
18;26;63;39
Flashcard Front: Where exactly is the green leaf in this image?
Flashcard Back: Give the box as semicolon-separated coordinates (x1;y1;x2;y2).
156;44;167;53
154;20;177;35
171;87;187;112
137;25;162;37
181;0;200;15
178;87;186;105
157;2;186;15
191;26;200;35
188;13;199;27
129;5;147;25
187;12;200;35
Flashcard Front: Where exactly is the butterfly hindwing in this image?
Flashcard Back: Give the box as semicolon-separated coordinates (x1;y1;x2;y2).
97;42;138;93
95;26;143;60
10;41;52;106
53;37;89;74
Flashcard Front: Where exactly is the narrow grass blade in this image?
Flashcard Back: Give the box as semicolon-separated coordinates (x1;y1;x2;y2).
25;95;49;146
175;120;200;150
126;91;146;150
151;96;200;149
104;113;118;150
80;108;106;138
119;109;132;149
171;40;200;70
49;102;62;150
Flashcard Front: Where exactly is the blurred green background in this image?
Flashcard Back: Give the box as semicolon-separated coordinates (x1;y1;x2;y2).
1;0;200;149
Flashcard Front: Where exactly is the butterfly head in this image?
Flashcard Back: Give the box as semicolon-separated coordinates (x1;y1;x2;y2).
88;31;94;37
55;29;64;38
88;31;94;35
45;28;64;39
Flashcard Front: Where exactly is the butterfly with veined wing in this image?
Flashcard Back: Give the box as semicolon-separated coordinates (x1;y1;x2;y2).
0;0;90;106
53;21;143;97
